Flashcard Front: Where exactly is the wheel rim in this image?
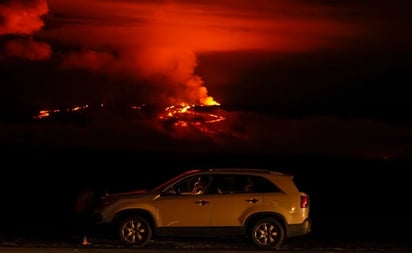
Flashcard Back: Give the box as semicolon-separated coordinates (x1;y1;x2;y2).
254;222;279;246
121;219;147;244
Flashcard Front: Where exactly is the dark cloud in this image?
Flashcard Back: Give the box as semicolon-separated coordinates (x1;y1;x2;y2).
4;37;51;60
0;0;48;35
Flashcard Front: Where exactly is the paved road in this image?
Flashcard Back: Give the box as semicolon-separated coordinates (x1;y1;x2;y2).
0;246;410;253
1;236;411;253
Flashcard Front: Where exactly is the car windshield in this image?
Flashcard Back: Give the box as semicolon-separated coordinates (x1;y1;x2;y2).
150;169;200;192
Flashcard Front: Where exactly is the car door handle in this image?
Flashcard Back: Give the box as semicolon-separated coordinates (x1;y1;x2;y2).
195;200;210;205
246;198;259;204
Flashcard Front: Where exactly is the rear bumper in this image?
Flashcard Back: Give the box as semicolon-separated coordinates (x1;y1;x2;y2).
287;218;312;238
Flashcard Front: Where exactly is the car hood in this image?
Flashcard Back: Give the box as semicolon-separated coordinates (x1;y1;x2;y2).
107;189;149;198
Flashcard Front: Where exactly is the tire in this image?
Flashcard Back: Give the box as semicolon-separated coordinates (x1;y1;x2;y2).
118;215;152;247
250;218;285;249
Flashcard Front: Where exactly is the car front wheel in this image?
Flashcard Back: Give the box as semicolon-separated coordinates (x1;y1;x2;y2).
251;218;285;249
118;215;152;246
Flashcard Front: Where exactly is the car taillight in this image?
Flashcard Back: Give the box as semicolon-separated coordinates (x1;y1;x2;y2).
300;195;309;208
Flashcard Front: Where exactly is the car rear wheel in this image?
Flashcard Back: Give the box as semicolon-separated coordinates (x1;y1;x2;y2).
251;218;285;249
118;215;152;246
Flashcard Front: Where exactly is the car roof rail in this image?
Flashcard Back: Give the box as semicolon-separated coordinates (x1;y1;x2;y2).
207;168;286;175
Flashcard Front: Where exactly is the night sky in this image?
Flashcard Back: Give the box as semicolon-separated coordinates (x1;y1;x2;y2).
1;0;412;244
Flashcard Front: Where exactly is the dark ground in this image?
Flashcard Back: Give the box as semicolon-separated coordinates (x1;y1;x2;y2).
1;144;411;248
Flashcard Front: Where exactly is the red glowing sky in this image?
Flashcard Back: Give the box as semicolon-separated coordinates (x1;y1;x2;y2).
0;0;368;105
42;0;357;52
1;0;409;105
40;0;360;105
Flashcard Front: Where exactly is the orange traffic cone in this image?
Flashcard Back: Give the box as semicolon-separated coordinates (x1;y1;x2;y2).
82;235;91;245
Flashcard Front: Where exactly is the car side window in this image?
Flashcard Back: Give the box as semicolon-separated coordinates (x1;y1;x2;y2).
244;176;254;193
164;174;282;195
251;176;282;193
164;176;199;196
213;175;247;194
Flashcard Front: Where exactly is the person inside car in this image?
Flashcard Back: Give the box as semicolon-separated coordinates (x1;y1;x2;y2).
192;177;208;195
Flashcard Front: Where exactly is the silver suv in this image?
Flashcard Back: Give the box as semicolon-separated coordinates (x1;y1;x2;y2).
93;168;311;249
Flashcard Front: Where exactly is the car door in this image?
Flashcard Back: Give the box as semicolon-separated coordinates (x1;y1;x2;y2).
156;175;211;227
208;174;263;226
